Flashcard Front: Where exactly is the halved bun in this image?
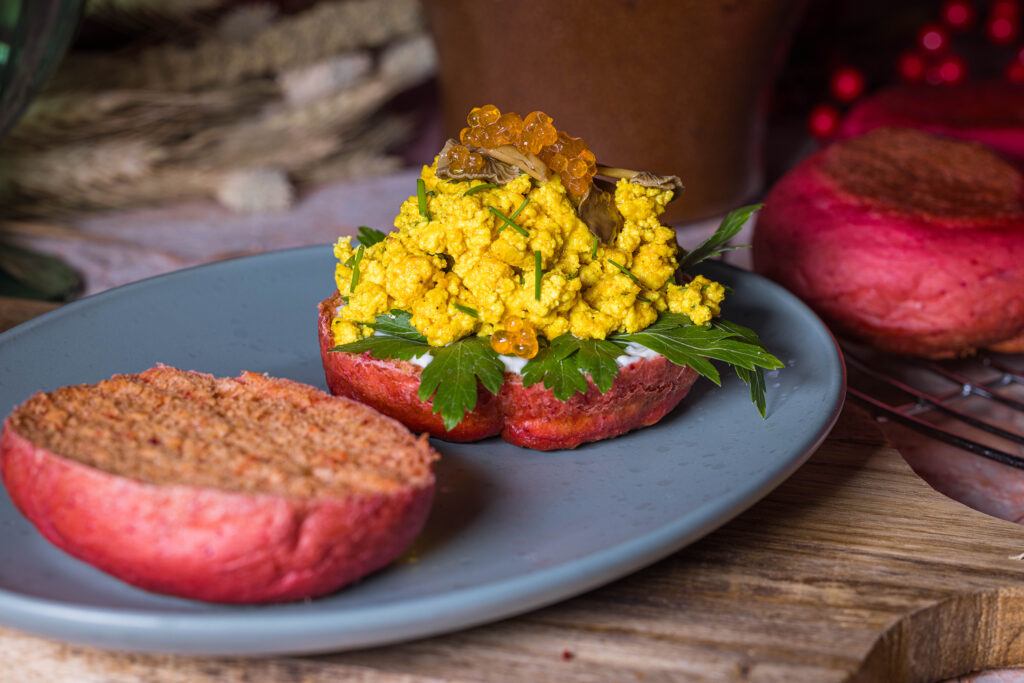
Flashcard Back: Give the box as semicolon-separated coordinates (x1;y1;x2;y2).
318;293;698;450
753;127;1024;357
1;366;438;603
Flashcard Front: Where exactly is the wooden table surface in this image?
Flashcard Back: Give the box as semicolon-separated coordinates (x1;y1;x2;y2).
4;298;1024;682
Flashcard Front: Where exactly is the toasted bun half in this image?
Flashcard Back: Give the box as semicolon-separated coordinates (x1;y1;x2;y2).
318;293;699;450
0;367;438;604
753;127;1024;358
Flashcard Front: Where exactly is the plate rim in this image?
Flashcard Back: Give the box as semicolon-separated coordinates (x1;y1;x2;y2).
0;246;846;655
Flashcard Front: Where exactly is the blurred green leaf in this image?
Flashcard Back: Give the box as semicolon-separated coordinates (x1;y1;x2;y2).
0;242;79;300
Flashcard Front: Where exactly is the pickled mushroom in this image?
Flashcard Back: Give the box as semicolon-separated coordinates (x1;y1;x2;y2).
597;166;685;196
576;179;624;243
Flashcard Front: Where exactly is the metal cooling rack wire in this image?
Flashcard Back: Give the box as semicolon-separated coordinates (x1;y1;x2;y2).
840;341;1024;471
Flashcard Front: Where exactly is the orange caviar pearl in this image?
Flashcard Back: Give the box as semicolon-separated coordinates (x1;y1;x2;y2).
442;142;486;174
490;332;514;355
468;104;501;127
455;105;597;198
490;316;538;358
512;333;538;359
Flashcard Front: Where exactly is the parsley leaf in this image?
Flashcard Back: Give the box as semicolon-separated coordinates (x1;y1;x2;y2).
331;335;428;361
713;319;776;418
735;366;768;418
521;335;624;399
365;309;428;341
677;204;761;271
521;339;589;401
356;226;388;246
418;336;504;430
612;313;783;415
329;311;428;361
570;338;624;393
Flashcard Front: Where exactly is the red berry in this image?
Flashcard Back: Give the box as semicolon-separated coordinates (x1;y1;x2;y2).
1007;60;1024;83
897;51;927;82
992;0;1020;17
941;0;975;29
830;66;866;102
918;23;949;52
936;54;967;84
807;104;840;139
987;15;1018;43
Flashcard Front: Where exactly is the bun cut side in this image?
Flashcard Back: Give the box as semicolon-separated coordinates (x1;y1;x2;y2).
0;366;438;604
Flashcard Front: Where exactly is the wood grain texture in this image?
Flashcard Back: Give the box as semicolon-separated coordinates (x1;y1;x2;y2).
6;406;1024;681
0;296;59;334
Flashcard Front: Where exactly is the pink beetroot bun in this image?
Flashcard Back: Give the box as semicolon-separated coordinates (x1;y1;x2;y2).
0;367;438;604
753;127;1024;358
837;83;1024;159
318;293;699;450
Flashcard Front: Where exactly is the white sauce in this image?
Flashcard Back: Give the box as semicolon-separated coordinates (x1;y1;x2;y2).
615;342;661;368
497;354;529;374
409;352;433;368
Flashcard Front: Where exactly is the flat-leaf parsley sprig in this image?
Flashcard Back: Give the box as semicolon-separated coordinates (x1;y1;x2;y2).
330;311;503;430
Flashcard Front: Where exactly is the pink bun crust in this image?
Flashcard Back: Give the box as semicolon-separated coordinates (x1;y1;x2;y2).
0;420;434;604
319;296;699;450
837;84;1024;159
752;137;1024;357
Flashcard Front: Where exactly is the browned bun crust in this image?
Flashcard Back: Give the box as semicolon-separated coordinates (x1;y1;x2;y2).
1;367;438;604
319;293;699;450
837;83;1024;159
753;127;1024;358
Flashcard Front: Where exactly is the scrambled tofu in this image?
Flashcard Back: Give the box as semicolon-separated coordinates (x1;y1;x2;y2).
332;164;725;347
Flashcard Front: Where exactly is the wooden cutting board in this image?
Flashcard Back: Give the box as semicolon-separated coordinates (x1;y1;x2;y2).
5;403;1024;682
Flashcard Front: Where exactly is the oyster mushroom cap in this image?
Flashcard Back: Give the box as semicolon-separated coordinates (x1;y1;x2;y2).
576;179;624;243
596;165;685;195
435;139;521;184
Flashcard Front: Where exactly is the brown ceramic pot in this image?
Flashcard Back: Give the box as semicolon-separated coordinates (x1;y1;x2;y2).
423;0;804;224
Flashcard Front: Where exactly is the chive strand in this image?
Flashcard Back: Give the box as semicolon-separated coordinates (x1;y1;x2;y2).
509;196;530;220
349;245;365;293
607;258;640;283
417;179;430;220
463;183;498;196
534;250;542;301
489;206;529;236
453;303;479;318
590;234;599;260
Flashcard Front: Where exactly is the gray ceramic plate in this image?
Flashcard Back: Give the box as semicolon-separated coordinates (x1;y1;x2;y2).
0;247;844;656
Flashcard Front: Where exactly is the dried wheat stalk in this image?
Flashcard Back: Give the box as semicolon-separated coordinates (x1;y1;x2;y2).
0;140;165;198
59;0;422;92
5;84;277;150
84;0;223;38
293;152;403;187
86;0;222;17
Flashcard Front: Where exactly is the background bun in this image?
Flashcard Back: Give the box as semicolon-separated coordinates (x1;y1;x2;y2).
753;127;1024;358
